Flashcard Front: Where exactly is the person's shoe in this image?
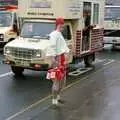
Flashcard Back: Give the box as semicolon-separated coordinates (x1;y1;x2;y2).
57;95;60;100
57;95;65;104
52;99;58;105
51;99;59;109
58;99;65;104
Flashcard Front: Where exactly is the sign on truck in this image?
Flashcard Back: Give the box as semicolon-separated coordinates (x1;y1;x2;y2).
3;0;105;76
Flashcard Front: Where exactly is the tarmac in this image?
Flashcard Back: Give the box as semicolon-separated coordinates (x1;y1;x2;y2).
7;60;120;120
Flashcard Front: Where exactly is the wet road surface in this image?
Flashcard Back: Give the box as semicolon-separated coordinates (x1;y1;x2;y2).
0;47;120;120
7;58;120;120
9;58;120;120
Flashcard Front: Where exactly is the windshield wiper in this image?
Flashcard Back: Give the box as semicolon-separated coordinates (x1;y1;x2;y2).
33;35;49;39
33;36;42;39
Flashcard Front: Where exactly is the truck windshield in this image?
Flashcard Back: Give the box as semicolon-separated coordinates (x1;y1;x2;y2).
20;22;55;38
105;7;120;20
0;12;12;27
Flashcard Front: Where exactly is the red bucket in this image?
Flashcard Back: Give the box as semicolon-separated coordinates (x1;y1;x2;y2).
46;65;65;80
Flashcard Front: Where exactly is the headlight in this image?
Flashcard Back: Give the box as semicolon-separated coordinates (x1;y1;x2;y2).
35;50;41;58
0;34;4;39
36;53;41;57
4;47;11;54
0;34;4;41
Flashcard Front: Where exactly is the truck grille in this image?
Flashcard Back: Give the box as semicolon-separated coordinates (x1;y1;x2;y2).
10;48;38;59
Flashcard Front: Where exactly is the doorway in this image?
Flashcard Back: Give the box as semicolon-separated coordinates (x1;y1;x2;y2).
82;2;92;52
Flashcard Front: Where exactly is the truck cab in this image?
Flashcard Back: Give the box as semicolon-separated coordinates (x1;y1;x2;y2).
3;0;105;76
104;5;120;49
0;5;18;49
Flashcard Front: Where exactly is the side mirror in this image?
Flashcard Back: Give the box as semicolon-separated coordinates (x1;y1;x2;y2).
13;24;17;32
13;24;19;35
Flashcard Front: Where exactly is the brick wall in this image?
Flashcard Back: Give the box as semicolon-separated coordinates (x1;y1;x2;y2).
75;28;104;57
75;30;81;57
91;28;104;52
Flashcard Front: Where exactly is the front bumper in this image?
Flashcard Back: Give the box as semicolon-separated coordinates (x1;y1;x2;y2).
3;59;49;71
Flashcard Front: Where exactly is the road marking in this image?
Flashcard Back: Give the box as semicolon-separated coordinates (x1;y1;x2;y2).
94;58;106;63
0;72;12;79
5;59;116;120
5;95;52;120
103;59;115;66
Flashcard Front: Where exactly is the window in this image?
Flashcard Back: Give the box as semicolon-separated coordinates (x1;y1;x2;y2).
62;25;71;40
21;22;55;38
0;12;12;27
83;2;92;27
0;0;18;5
105;7;120;20
93;4;99;24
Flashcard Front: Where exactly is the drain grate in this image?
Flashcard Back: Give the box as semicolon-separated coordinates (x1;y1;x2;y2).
68;67;93;76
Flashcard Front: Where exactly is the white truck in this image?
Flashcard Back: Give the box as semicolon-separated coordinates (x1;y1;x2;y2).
104;5;120;49
0;5;18;49
3;0;105;76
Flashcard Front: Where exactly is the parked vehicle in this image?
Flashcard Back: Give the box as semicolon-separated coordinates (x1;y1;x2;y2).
3;0;105;76
0;5;18;49
104;5;120;49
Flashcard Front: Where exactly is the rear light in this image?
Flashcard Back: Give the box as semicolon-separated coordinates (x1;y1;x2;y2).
0;5;17;11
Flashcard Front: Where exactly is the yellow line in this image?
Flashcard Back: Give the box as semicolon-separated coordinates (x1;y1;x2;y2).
5;59;115;120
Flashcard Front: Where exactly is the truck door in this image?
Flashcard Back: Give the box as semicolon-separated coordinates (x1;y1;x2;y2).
82;2;92;52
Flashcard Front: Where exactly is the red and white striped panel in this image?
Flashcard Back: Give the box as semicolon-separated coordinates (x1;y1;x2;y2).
75;30;81;56
91;28;104;52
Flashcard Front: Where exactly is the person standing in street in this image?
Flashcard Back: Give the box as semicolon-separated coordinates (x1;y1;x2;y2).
45;17;69;106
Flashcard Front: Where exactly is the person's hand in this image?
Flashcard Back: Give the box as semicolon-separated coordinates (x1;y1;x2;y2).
46;56;56;68
64;53;69;64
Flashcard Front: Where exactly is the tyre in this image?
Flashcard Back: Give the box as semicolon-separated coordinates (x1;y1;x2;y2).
112;44;117;50
84;53;95;67
11;66;24;76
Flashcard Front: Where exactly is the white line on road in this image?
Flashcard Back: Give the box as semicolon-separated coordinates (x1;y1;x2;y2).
103;59;115;66
0;72;13;79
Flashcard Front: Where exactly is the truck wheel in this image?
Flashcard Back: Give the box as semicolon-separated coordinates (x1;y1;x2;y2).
11;66;24;76
112;44;116;50
84;53;95;67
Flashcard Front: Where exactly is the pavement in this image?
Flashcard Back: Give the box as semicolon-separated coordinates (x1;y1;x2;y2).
6;60;120;120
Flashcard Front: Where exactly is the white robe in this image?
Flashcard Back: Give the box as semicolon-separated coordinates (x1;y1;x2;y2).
45;30;69;57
